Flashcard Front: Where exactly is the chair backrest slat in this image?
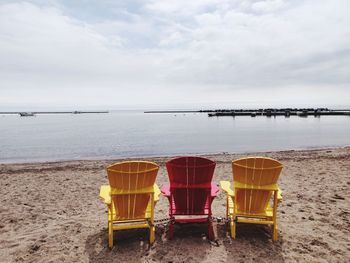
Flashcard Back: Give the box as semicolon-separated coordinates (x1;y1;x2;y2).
232;157;282;214
166;157;216;215
107;161;159;220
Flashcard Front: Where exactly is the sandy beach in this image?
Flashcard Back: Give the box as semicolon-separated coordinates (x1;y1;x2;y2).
0;147;349;263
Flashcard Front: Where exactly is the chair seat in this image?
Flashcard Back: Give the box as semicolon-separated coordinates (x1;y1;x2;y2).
101;184;161;221
227;196;273;218
110;201;153;221
161;183;219;216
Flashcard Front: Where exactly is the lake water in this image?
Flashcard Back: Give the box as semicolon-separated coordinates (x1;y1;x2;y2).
0;111;350;163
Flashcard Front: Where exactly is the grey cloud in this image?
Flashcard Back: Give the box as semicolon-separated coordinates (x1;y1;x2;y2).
0;0;350;108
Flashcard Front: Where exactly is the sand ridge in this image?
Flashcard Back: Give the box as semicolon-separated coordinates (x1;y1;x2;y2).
0;147;349;262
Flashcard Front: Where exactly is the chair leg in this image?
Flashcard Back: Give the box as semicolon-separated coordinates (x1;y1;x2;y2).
272;224;278;241
108;221;113;248
168;222;174;240
149;226;155;244
230;219;236;239
208;220;214;240
272;190;278;241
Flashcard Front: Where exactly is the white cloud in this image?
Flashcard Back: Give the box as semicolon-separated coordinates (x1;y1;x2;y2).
0;0;350;109
251;0;286;13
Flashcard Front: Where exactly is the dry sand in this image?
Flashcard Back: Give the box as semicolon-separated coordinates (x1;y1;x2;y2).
0;147;349;263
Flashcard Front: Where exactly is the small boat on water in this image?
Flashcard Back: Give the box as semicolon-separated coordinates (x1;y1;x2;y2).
19;112;35;117
298;110;309;117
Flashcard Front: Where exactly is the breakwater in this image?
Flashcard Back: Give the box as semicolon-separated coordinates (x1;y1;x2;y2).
207;108;350;117
145;108;350;117
0;111;109;117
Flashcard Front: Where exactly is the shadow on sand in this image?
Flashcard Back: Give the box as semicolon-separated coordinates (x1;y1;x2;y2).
85;227;152;263
221;224;284;262
85;223;283;262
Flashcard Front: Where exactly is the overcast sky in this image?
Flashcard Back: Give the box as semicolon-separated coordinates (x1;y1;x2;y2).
1;0;349;110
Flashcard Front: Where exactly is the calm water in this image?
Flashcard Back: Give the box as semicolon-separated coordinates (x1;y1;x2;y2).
0;111;350;163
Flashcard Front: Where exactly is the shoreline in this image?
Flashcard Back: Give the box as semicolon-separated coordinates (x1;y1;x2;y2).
1;145;349;165
1;147;349;262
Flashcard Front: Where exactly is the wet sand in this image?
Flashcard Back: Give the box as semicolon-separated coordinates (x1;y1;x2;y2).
0;147;349;262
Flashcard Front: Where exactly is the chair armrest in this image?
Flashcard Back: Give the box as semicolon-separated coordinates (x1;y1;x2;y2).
211;182;220;197
277;187;282;202
99;185;111;205
154;184;161;202
220;181;234;197
160;184;171;197
161;183;219;198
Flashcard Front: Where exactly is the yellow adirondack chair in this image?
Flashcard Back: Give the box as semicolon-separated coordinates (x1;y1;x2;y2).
220;157;283;241
99;161;161;248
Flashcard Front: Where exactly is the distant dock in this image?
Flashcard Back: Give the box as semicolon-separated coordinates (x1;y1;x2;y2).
145;108;350;118
207;108;350;117
0;111;109;117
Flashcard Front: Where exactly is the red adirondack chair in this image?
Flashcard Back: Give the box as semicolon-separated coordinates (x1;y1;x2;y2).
161;156;219;239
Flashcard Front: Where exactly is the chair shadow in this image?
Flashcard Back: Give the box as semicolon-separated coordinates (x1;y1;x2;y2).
220;223;284;262
85;223;284;262
85;227;150;263
85;223;215;263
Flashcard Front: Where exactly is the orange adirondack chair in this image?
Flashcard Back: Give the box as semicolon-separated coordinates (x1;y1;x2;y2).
99;161;160;248
220;157;283;241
